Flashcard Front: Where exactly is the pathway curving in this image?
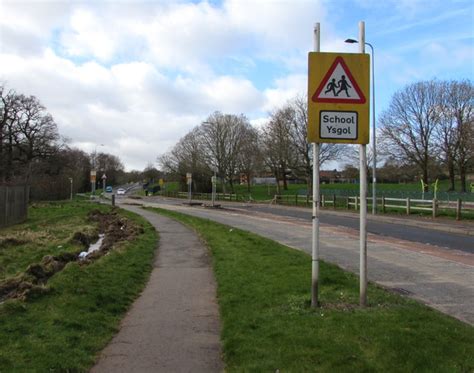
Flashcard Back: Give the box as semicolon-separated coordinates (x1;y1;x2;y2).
91;205;223;373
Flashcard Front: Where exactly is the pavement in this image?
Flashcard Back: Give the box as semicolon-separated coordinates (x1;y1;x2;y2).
91;205;223;373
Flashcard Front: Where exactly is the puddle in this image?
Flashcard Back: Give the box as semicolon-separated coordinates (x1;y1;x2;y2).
79;234;105;259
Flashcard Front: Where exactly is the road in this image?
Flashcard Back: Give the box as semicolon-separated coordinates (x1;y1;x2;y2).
119;196;474;325
225;203;473;253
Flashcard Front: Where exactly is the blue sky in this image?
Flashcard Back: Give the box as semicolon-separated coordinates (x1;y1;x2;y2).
1;0;472;170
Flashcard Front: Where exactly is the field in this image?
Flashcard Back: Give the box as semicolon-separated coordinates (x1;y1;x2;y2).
0;201;157;371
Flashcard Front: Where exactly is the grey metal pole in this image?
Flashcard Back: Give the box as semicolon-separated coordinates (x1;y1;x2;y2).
212;170;216;207
367;42;376;215
70;178;73;200
359;21;368;307
311;22;321;308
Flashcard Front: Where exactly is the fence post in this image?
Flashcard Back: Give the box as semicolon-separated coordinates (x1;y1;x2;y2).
333;194;336;210
432;198;437;218
456;199;462;220
355;196;359;211
321;194;325;207
5;187;9;224
346;197;350;210
406;198;410;215
382;196;386;213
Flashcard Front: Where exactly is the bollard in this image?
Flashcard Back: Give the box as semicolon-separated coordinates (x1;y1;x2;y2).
112;194;115;207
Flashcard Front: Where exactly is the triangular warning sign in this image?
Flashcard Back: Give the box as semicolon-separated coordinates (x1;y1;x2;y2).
312;56;366;104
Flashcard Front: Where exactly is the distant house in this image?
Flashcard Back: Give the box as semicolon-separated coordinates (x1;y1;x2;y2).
320;169;356;184
252;177;277;185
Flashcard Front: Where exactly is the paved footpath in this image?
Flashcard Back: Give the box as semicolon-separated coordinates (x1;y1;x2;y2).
91;206;223;373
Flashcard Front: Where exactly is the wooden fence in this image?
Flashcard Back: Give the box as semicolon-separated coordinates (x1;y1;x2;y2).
162;191;238;201
0;185;30;228
272;194;474;220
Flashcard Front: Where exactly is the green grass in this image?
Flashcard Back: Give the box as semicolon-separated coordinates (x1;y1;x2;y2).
0;201;107;280
147;207;473;372
0;201;157;371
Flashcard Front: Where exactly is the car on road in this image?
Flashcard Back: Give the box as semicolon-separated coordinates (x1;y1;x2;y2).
116;188;126;195
105;186;113;193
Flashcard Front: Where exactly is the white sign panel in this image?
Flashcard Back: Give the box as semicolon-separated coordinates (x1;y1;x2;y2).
319;111;357;140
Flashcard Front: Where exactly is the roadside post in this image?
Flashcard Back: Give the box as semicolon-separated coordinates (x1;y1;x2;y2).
69;177;73;200
90;170;97;195
310;23;321;308
308;21;370;307
187;173;192;202
211;173;217;207
102;174;107;194
159;178;164;194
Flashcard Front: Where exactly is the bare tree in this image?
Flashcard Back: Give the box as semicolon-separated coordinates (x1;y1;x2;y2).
15;95;60;181
158;126;211;191
445;80;474;192
0;86;22;182
95;152;125;187
287;95;346;190
260;107;299;193
379;80;442;190
237;124;261;192
199;112;250;193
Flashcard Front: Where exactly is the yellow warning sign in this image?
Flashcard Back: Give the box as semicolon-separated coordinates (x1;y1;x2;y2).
308;52;370;144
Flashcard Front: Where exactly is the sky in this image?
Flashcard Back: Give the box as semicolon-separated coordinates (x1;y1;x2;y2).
1;0;473;171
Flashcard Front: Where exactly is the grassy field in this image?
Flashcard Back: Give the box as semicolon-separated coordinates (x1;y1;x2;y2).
161;179;473;200
0;201;157;371
148;207;473;372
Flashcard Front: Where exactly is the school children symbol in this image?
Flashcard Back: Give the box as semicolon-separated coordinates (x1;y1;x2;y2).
312;56;366;104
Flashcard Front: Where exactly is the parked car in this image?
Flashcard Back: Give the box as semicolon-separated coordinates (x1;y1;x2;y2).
117;188;126;195
105;186;113;193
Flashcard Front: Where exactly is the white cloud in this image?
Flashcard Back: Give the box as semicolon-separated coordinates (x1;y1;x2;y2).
263;74;307;111
60;8;117;62
1;0;472;172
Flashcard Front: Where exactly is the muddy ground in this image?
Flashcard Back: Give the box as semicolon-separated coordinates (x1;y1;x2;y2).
0;209;144;302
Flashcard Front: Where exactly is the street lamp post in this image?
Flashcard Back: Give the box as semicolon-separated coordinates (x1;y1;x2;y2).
345;38;377;214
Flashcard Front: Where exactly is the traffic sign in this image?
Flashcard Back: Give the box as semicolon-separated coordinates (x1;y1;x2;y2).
186;173;192;185
308;52;369;144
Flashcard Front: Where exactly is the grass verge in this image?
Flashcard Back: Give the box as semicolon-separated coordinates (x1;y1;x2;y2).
0;201;157;371
148;207;473;372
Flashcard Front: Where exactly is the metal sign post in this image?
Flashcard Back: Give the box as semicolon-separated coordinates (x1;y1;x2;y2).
211;173;217;207
311;23;321;308
308;21;369;307
358;21;368;307
90;170;97;195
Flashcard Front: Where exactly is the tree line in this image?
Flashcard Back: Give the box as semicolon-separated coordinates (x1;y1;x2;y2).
0;83;130;199
379;80;473;192
158;97;346;194
160;79;473;193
